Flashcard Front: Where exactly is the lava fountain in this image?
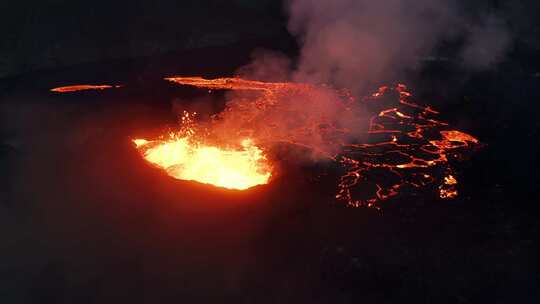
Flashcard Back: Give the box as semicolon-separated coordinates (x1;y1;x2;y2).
160;77;479;207
133;112;272;190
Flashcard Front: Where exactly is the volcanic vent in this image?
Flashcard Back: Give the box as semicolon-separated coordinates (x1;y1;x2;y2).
126;76;480;207
133;111;272;191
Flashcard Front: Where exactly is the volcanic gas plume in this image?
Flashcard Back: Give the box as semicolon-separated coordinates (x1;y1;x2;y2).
129;76;479;207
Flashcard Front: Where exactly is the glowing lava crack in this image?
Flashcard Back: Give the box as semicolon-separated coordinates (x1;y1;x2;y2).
50;84;121;92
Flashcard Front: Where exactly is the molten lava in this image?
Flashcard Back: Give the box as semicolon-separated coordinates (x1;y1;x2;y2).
161;76;480;207
54;75;480;207
50;84;121;92
439;174;458;199
133;113;272;190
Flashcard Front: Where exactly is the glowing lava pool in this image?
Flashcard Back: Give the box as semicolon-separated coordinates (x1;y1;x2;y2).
133;113;272;190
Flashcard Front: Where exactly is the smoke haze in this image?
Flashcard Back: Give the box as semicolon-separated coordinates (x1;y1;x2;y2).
244;0;512;92
223;0;511;160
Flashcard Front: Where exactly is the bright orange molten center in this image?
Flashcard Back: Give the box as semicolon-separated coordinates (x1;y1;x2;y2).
133;136;272;190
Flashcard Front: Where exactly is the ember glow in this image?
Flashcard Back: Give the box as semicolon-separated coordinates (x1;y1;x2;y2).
334;84;480;207
50;84;121;92
158;76;480;207
133;113;272;190
439;175;458;199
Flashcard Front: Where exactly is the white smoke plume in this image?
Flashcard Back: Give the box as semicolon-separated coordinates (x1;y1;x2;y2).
283;0;511;91
218;0;511;159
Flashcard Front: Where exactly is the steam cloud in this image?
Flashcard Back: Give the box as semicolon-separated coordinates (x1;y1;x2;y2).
242;0;511;92
192;1;512;161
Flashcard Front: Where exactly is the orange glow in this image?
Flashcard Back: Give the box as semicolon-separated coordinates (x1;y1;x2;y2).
165;76;309;92
93;75;486;206
444;175;458;185
158;77;480;207
133;113;272;190
334;83;479;207
430;131;479;149
50;84;121;92
439;175;459;199
49;76;480;205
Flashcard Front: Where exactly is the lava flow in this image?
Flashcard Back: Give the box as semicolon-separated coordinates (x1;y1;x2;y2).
50;84;121;92
148;76;480;207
